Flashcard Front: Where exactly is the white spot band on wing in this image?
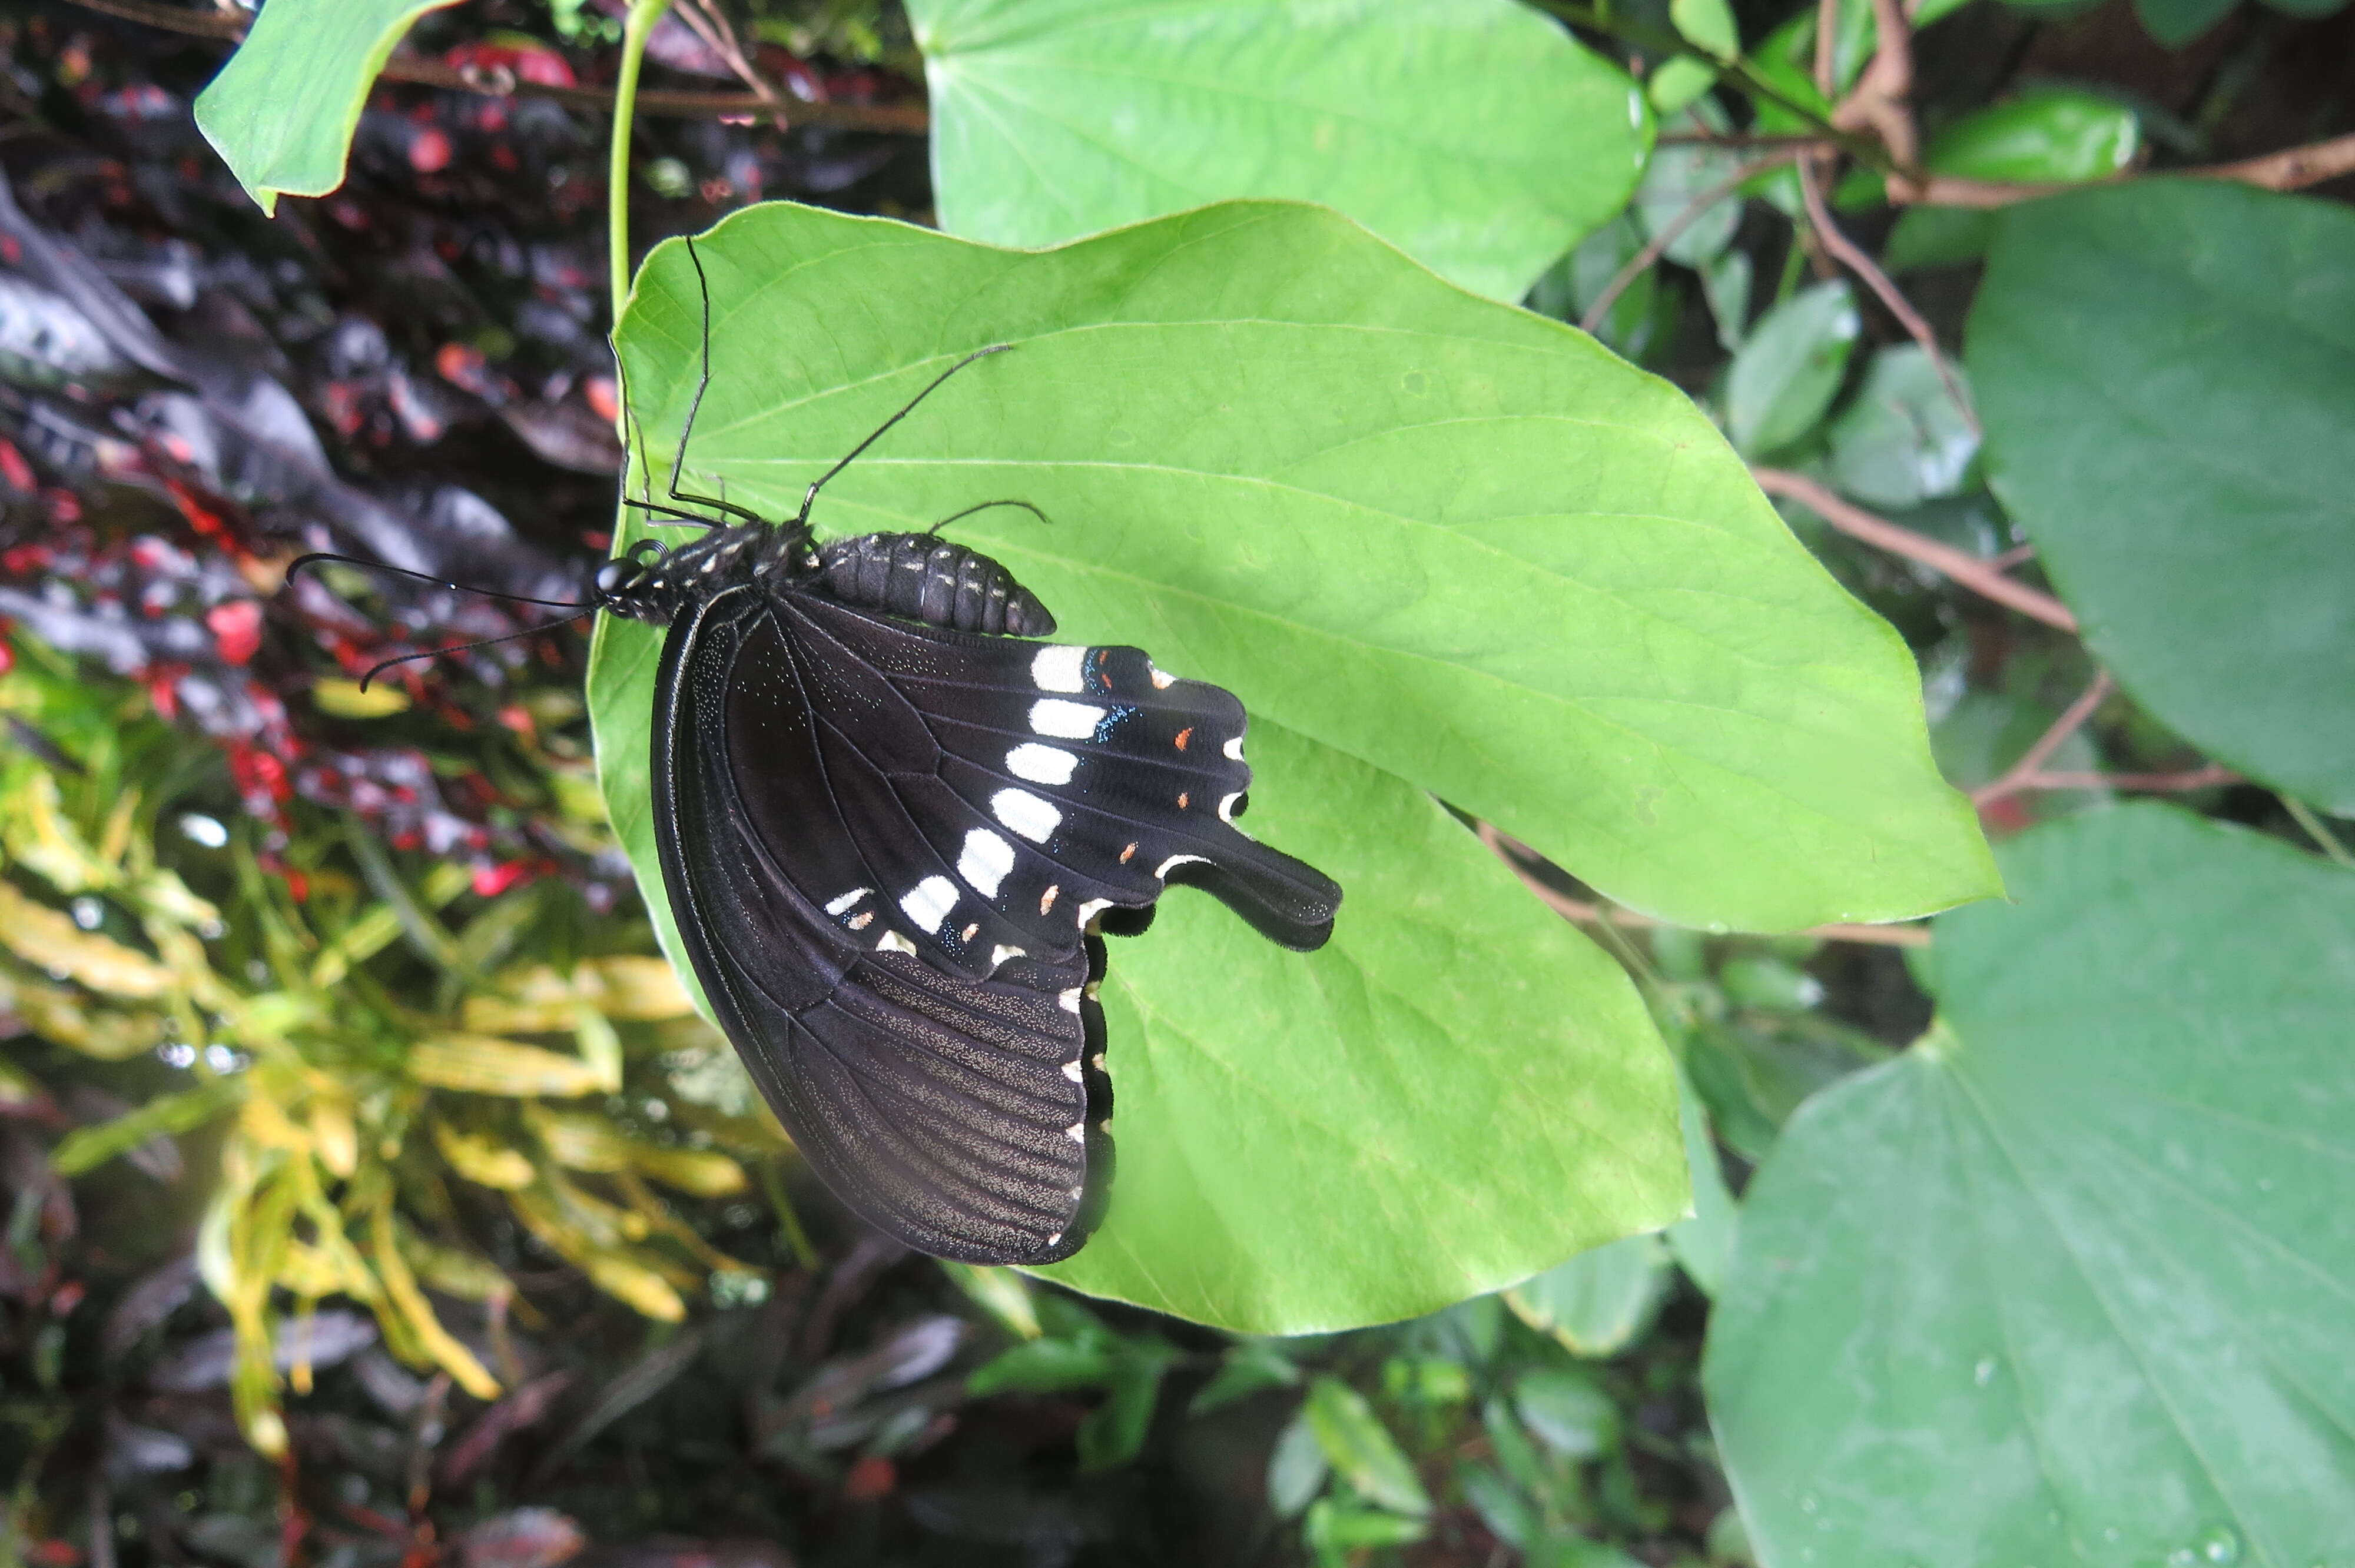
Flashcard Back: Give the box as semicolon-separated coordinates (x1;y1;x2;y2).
1029;699;1106;739
824;888;870;916
876;929;917;956
1030;644;1087;693
1223;735;1245;761
1006;742;1078;785
1073;896;1113;927
957;828;1016;898
991;788;1062;843
898;875;958;935
1155;853;1209;879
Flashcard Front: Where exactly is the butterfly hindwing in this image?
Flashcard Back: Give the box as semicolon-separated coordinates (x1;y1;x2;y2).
654;585;1107;1264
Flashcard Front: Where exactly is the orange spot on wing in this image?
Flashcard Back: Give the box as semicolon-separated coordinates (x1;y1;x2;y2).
1173;726;1192;751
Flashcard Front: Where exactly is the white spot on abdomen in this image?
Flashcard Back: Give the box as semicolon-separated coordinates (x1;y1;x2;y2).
1062;1059;1083;1082
957;828;1015;897
1031;645;1087;693
898;876;958;935
1006;742;1077;785
991;788;1062;843
1029;699;1105;740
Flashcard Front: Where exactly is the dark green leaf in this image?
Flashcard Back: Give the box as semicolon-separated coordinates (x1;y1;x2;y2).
1825;347;1979;509
1305;1377;1431;1516
1665;1069;1737;1298
1724;281;1862;456
1268;1408;1330;1517
1458;1460;1540;1548
1706;804;2355;1568
1505;1236;1672;1358
2132;0;2239;44
1969;182;2355;810
965;1336;1115;1397
1882;206;2000;274
194;0;463;216
908;0;1648;302
1924;90;2141;184
1512;1369;1621;1461
1189;1341;1301;1416
1076;1341;1176;1471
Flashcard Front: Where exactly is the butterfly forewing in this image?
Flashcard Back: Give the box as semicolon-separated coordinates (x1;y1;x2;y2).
776;592;1339;972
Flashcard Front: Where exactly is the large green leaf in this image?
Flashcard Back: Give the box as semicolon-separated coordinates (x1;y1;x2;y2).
1705;804;2355;1568
589;200;1993;939
195;0;462;216
1969;182;2355;812
907;0;1649;303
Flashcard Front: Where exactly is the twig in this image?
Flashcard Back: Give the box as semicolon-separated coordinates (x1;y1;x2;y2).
1797;154;1977;433
1477;822;1933;948
1830;0;1920;180
1987;542;2038;571
2191;131;2355;191
1659;131;1842;150
1750;468;2079;631
1581;155;1795;334
2006;765;2240;793
1813;0;1840;98
65;0;927;132
2280;797;2355;870
1888;131;2355;206
1971;670;2112;805
672;0;791;128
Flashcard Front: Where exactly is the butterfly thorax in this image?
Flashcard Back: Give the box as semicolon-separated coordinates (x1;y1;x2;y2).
600;523;1056;637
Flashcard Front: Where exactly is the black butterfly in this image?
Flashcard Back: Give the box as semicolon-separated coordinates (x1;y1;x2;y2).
305;242;1341;1266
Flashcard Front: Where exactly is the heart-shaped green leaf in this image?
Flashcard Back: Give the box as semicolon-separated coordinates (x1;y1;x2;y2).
586;198;1991;1328
591;200;1993;936
1969;181;2355;812
907;0;1650;302
195;0;462;216
1705;804;2355;1567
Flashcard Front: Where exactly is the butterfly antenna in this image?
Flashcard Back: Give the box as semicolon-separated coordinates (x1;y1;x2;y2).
286;552;591;610
926;499;1052;537
659;238;768;527
795;343;1015;530
355;607;599;691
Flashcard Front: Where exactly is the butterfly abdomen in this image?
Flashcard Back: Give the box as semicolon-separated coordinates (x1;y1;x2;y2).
818;532;1057;638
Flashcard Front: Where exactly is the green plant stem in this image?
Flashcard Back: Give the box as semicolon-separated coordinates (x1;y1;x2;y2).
609;0;675;327
2281;796;2355;870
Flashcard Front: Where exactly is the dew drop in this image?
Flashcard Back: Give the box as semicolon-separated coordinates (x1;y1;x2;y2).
2104;1528;2121;1543
2168;1549;2198;1568
1800;1494;1819;1514
2199;1527;2242;1566
1975;1356;1998;1386
2257;1177;2276;1192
